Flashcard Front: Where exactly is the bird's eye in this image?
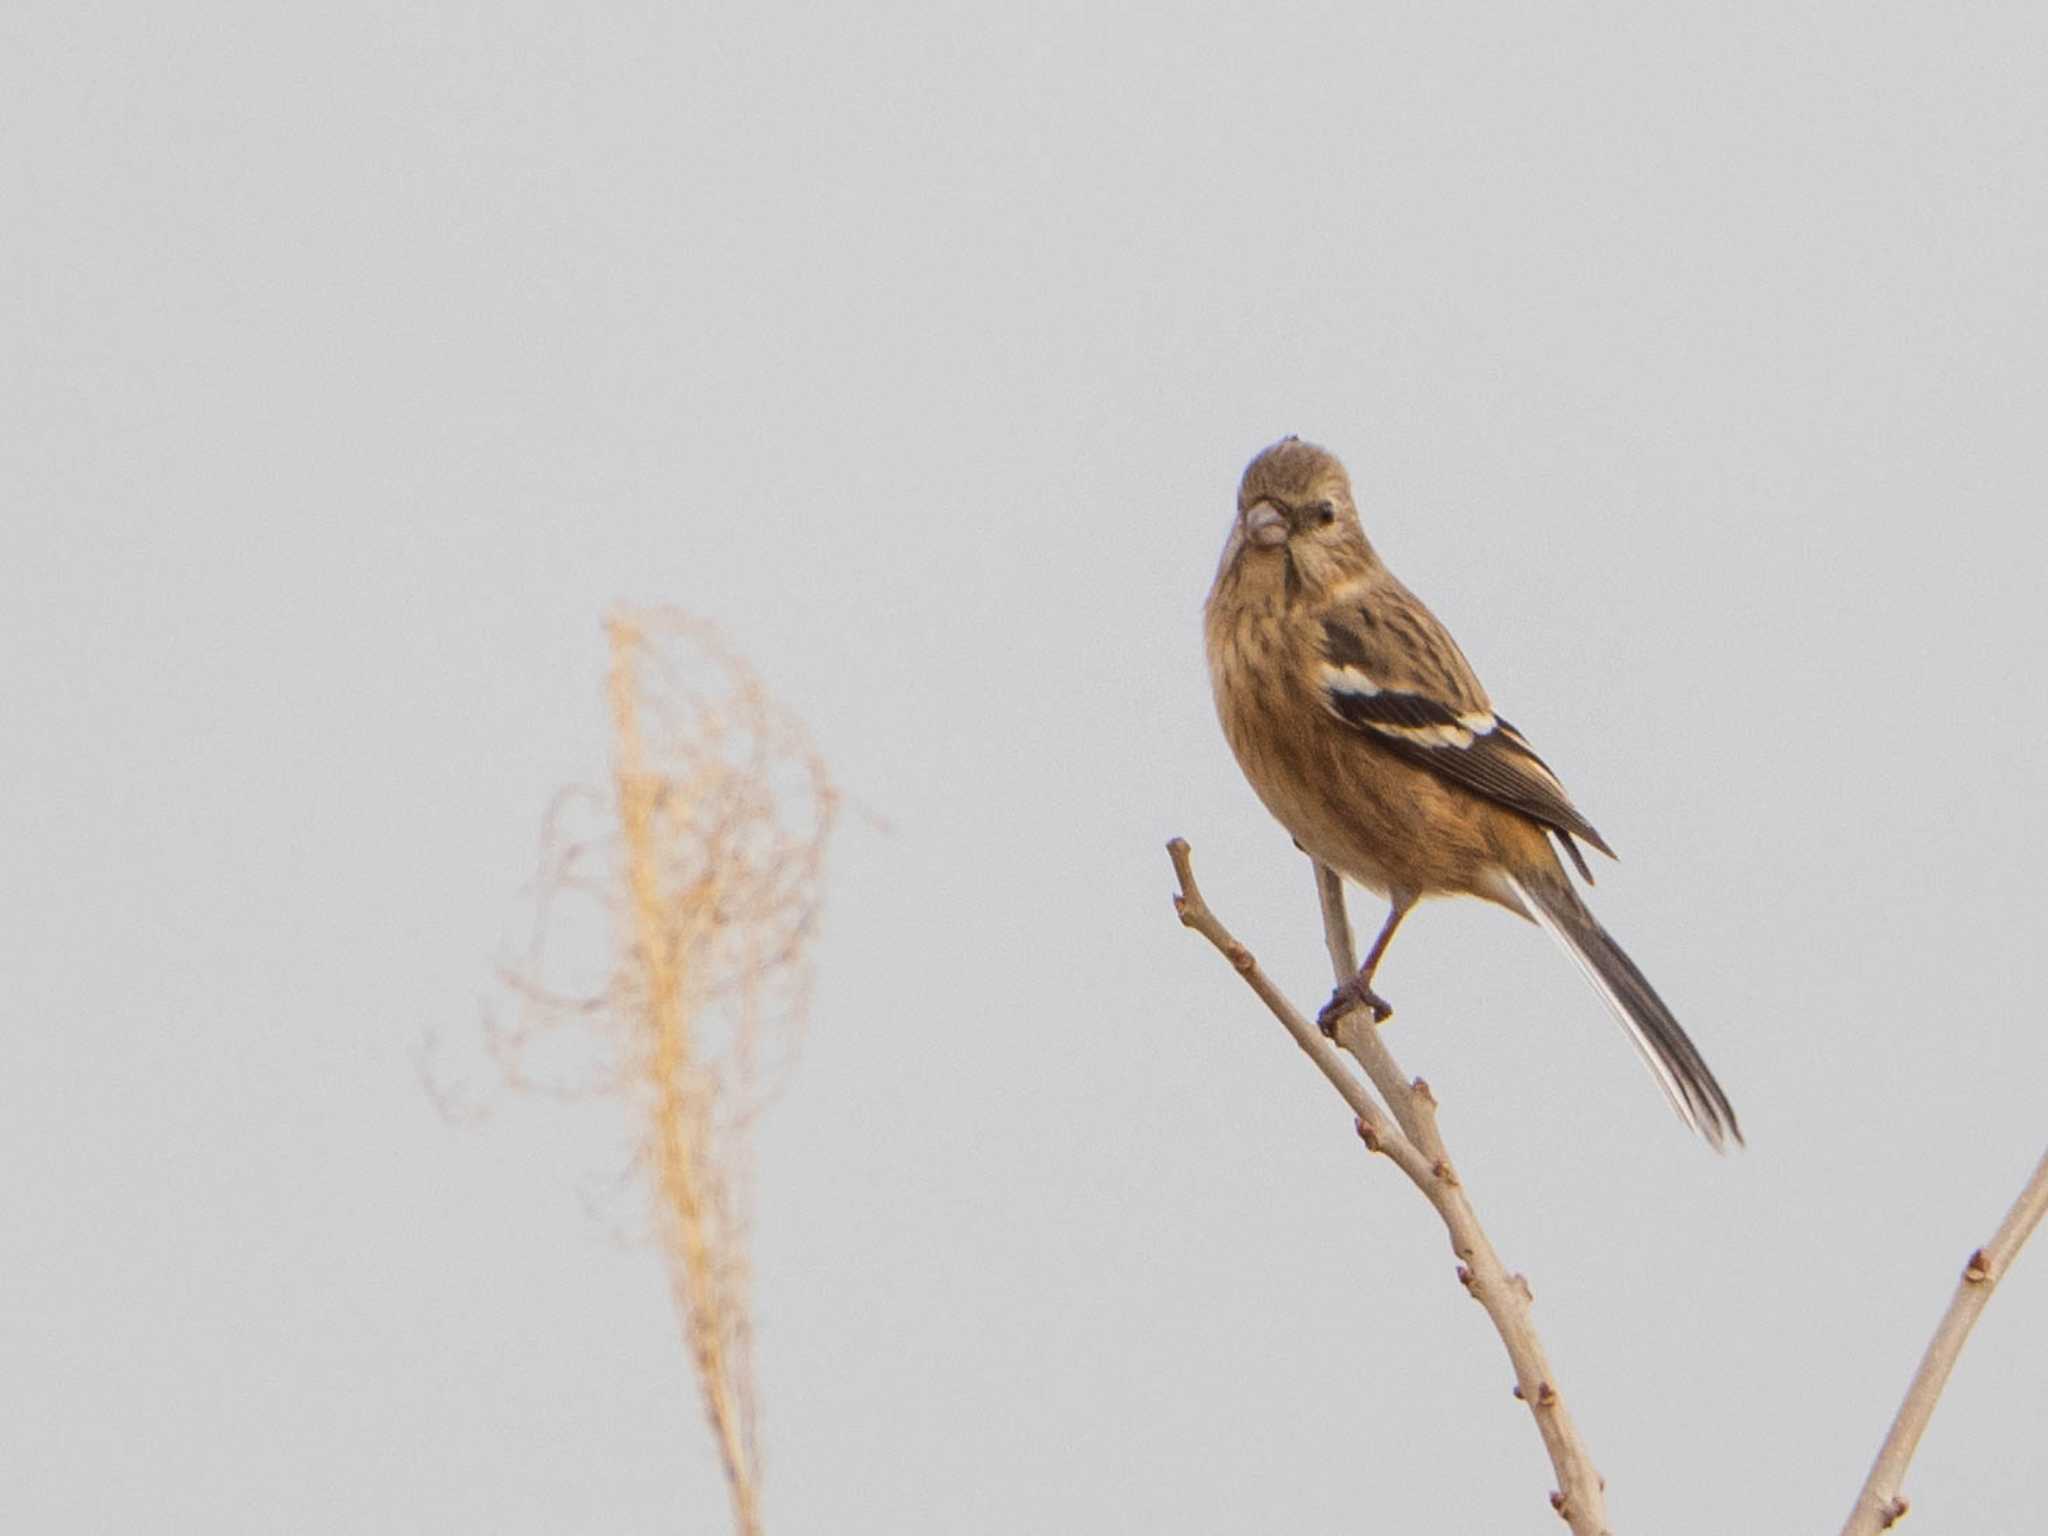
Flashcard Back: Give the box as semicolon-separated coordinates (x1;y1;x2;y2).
1315;502;1337;526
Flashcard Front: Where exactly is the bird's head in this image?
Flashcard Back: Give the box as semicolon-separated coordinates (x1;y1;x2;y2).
1216;436;1375;598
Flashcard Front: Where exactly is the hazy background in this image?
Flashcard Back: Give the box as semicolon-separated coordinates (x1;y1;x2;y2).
5;3;2045;1531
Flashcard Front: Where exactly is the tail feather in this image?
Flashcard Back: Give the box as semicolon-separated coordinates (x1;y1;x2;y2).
1505;869;1742;1151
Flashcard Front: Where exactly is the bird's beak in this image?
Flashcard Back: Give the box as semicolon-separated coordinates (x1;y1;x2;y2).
1243;502;1288;548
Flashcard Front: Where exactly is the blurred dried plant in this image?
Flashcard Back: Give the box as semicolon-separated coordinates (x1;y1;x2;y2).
474;609;835;1536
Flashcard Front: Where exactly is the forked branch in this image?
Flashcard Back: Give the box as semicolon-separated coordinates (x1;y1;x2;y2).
1167;838;1610;1535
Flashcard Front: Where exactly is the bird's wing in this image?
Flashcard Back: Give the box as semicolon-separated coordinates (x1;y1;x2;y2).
1314;582;1615;862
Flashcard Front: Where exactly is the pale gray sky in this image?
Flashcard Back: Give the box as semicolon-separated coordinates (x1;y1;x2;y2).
5;3;2046;1531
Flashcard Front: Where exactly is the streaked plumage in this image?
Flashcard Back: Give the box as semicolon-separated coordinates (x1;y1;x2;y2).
1205;436;1739;1149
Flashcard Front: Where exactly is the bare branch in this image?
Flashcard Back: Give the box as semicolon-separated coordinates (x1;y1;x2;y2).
1168;840;1412;1168
1841;1142;2048;1535
1166;838;1610;1534
1314;860;1609;1535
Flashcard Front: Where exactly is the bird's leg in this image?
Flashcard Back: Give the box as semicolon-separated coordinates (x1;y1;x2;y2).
1318;897;1414;1036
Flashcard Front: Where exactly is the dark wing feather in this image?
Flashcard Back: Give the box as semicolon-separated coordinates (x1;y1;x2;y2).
1316;591;1615;861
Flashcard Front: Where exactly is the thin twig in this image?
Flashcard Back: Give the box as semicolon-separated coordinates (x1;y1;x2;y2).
1840;1142;2048;1535
1314;863;1434;1155
1166;838;1610;1535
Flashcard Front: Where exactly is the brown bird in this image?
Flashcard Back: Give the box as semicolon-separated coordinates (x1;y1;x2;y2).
1205;436;1739;1149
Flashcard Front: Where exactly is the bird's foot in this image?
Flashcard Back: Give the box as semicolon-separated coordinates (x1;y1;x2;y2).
1318;977;1393;1037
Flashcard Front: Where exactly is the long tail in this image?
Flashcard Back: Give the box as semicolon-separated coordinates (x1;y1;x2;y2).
1504;868;1742;1151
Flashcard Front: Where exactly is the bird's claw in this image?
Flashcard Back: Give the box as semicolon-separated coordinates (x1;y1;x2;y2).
1318;978;1392;1037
